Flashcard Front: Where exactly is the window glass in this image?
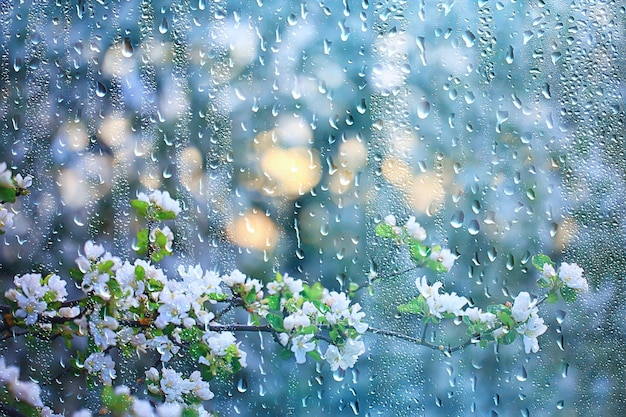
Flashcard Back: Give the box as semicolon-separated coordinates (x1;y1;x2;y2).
0;0;623;415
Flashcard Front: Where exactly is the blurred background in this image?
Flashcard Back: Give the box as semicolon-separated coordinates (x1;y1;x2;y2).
0;0;624;415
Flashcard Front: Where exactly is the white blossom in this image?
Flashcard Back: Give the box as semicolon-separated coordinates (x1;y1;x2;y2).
0;206;14;230
517;312;548;353
291;334;316;364
405;216;427;241
13;173;32;189
429;248;456;271
84;352;116;385
558;262;588;291
0;162;12;187
511;292;536;323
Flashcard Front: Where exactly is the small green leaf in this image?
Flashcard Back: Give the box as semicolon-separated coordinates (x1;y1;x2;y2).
0;186;17;203
266;313;285;331
267;295;281;311
135;265;145;281
182;408;200;417
130;199;149;216
307;350;322;361
560;286;578;303
98;259;115;273
500;330;517;345
180;327;202;342
532;254;554;272
375;223;396;238
188;342;206;361
303;282;324;300
536;277;551;288
546;291;559;304
397;297;425;315
156;210;177;220
69;268;84;281
155;230;168;247
275;271;283;283
150;250;165;263
497;310;516;329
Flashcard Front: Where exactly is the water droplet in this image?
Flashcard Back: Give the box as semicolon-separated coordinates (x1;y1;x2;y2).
121;37;134;58
487;247;497;262
417;100;431;119
561;362;569;378
235;87;246;101
462;30;476;47
333;368;345;381
287;13;298;26
468;219;480;235
516;366;528;381
356;98;367;114
556;400;565;410
237;377;248;393
450;210;464;228
502;254;514;272
505;45;514;64
159;17;169;34
95;81;107;97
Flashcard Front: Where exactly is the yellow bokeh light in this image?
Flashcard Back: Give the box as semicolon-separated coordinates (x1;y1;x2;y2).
227;209;279;251
381;157;413;189
98;116;131;149
409;173;445;214
337;138;367;171
260;147;322;197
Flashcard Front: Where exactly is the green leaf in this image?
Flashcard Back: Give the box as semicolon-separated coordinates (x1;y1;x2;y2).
188;342;206;361
69;267;84;281
407;240;429;264
267;295;281;311
397;297;425;315
275;271;283;283
303;282;324;301
375;223;396;238
180;327;202;342
560;286;578;303
150;250;165;263
266;313;285;331
301;324;318;334
536;277;551;288
307;350;322;361
98;259;115;273
156;210;177;220
0;186;16;203
546;290;559;304
134;265;145;281
500;330;517;345
497;310;516;329
244;289;257;304
130;199;149;216
532;254;554;272
182;408;200;417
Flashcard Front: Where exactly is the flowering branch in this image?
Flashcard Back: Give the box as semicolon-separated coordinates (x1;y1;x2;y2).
0;168;589;416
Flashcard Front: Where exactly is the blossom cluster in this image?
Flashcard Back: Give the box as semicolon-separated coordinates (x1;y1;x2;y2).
0;162;32;234
262;277;368;371
4;273;72;325
378;214;456;272
0;184;589;416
